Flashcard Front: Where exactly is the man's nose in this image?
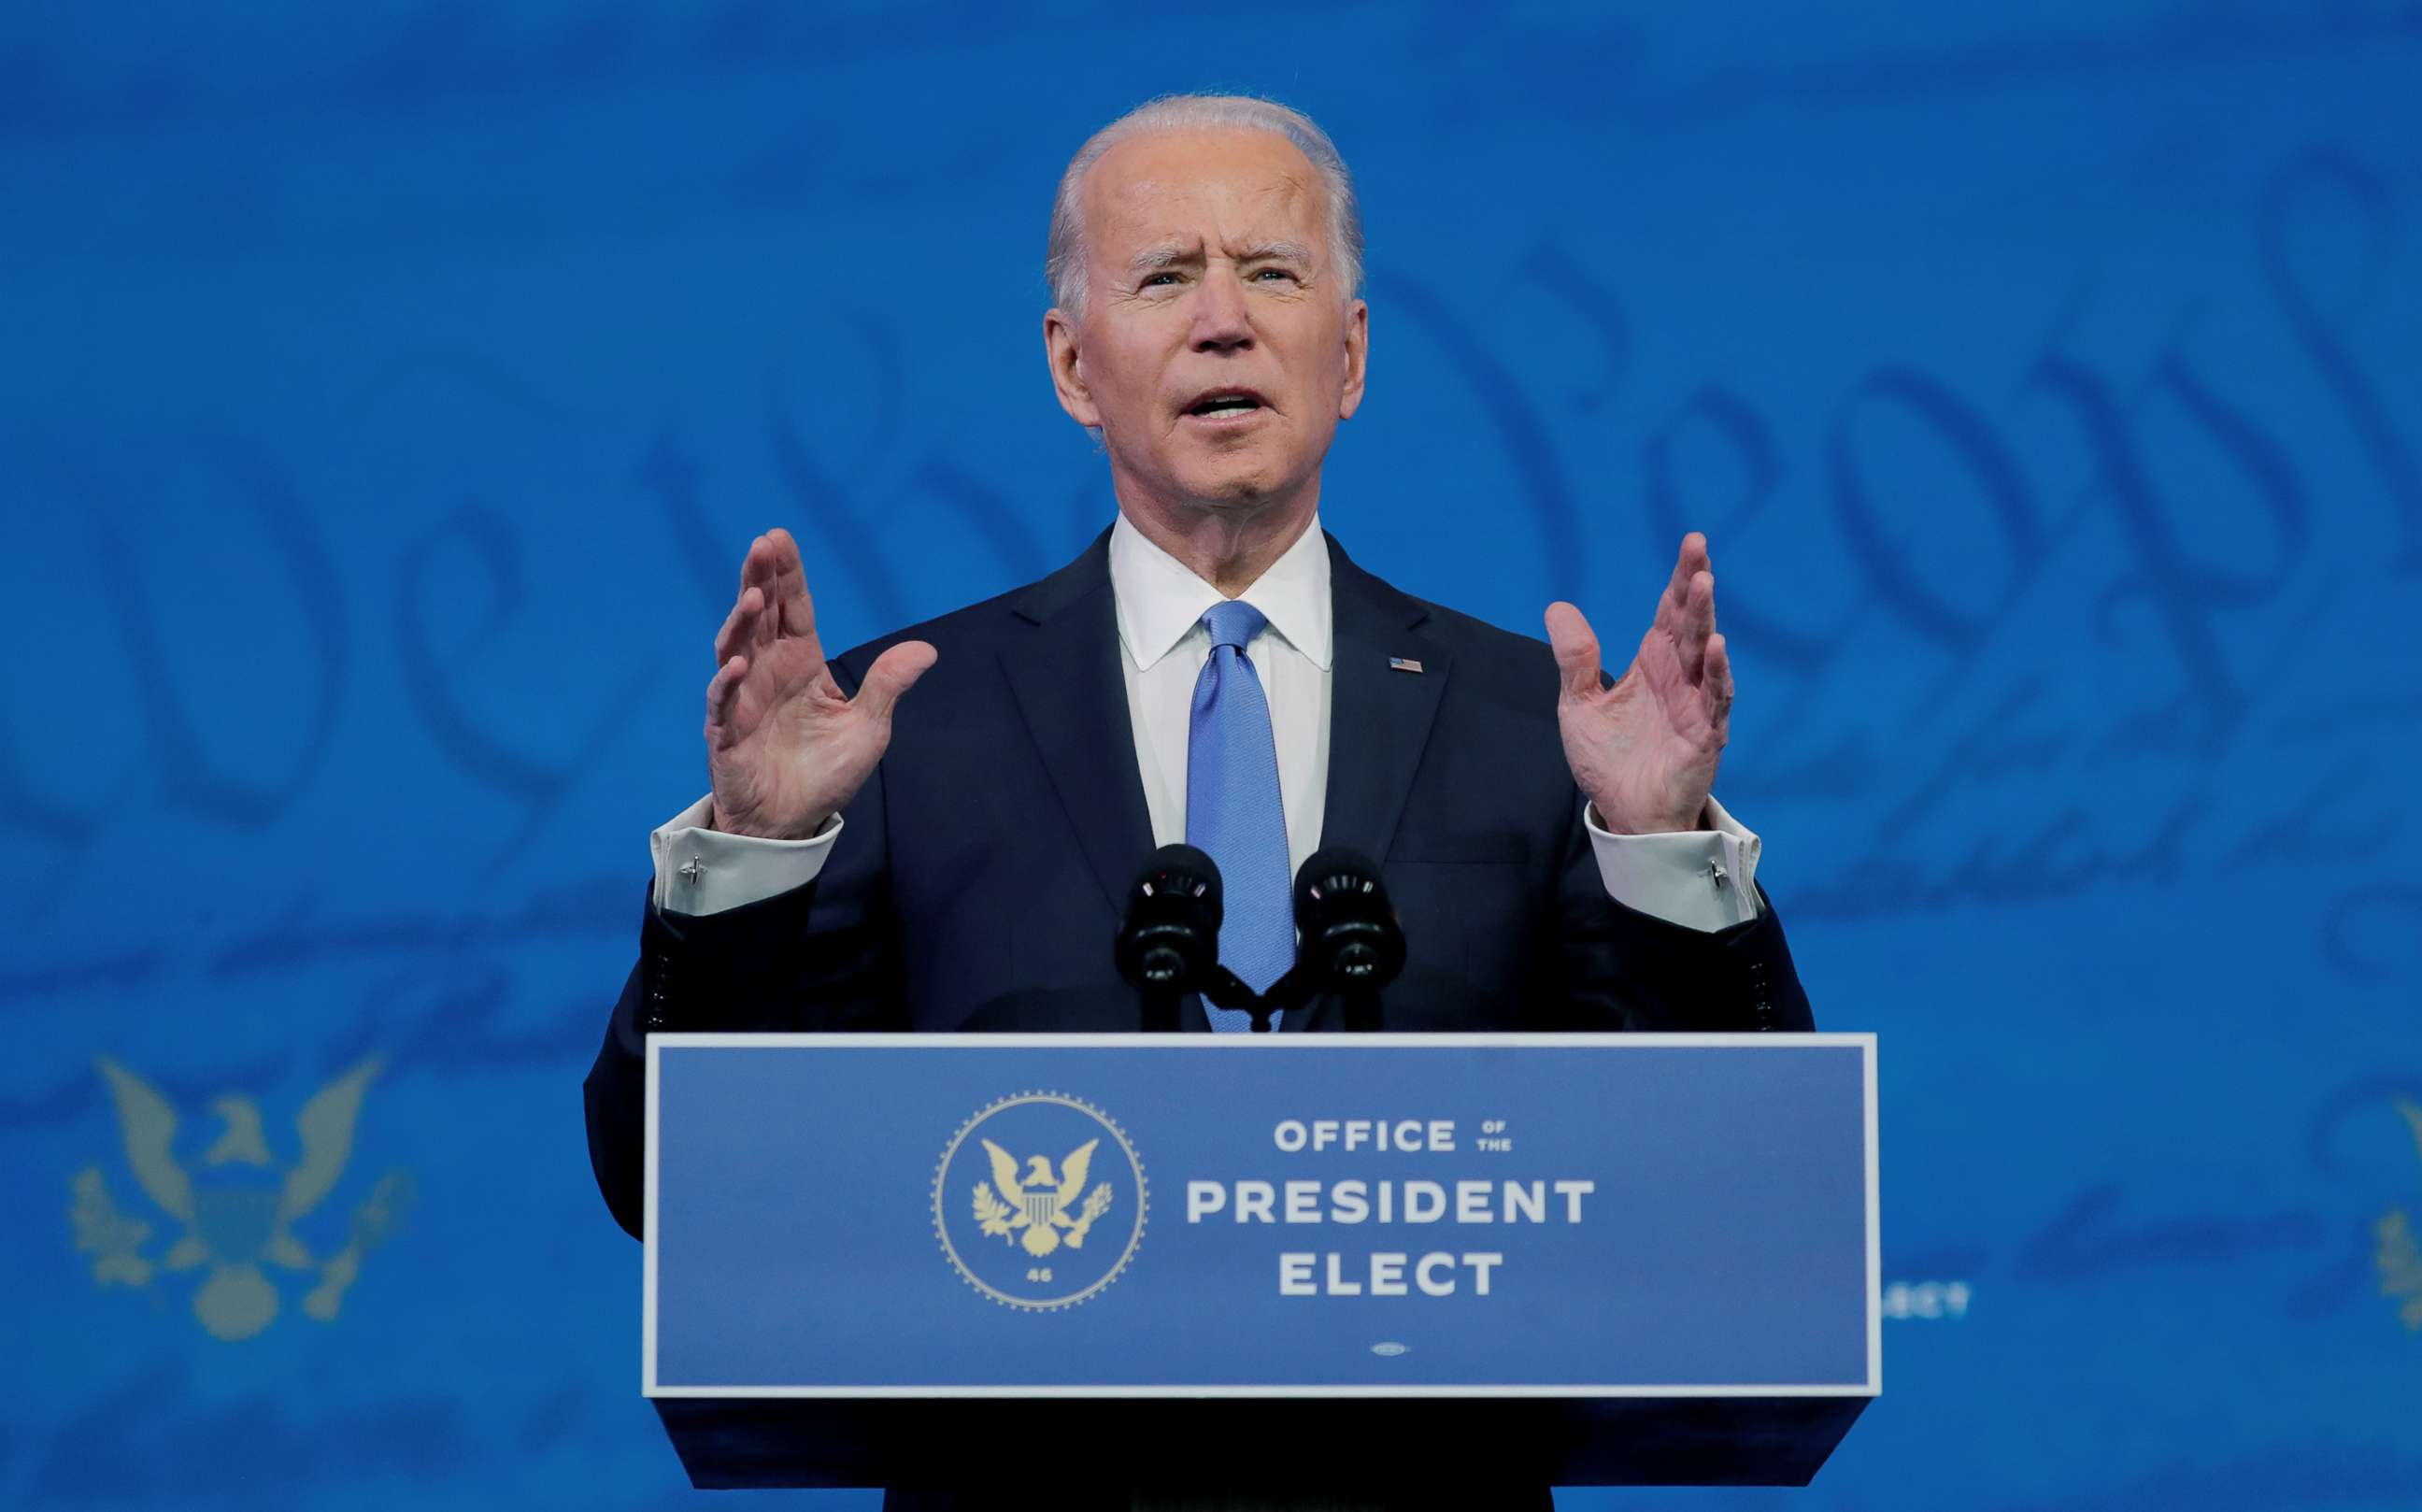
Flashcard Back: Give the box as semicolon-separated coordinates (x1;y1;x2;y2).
1189;269;1254;353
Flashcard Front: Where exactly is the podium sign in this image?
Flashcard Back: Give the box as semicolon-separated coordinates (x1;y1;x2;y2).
644;1032;1878;1488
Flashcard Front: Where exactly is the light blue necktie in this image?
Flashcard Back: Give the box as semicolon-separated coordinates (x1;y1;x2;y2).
1187;599;1294;1029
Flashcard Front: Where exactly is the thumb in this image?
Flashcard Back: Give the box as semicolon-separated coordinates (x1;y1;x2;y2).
1543;602;1602;697
852;639;938;722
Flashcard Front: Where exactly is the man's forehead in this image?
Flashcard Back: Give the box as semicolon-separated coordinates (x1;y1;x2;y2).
1083;130;1326;250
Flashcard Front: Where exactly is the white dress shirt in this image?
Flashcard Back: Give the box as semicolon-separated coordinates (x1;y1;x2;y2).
651;513;1765;932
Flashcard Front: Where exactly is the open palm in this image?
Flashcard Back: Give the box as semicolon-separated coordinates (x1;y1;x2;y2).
705;529;935;839
1544;533;1732;836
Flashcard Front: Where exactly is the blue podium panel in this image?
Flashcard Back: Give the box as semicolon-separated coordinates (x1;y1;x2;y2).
645;1034;1877;1402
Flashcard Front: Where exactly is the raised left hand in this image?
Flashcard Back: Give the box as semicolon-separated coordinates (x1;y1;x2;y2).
1544;532;1732;835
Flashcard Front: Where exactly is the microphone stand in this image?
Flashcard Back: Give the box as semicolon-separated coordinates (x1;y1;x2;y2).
1158;963;1381;1033
1139;984;1184;1034
1201;968;1278;1033
1242;966;1382;1034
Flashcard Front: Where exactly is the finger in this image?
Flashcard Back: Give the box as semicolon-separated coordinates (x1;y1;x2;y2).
737;535;790;650
704;654;748;748
1704;631;1733;740
750;569;780;651
1677;568;1715;683
763;527;819;641
1649;534;1709;646
710;591;745;664
1660;532;1710;613
736;533;771;596
716;585;768;664
1542;602;1603;697
712;584;762;665
852;639;939;723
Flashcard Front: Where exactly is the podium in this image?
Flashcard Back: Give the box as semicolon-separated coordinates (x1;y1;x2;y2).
644;1032;1878;1491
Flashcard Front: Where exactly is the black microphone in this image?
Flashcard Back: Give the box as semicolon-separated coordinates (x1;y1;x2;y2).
1291;848;1405;1010
1116;845;1225;1025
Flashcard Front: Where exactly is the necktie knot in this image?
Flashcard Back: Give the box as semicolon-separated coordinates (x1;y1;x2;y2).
1201;598;1268;652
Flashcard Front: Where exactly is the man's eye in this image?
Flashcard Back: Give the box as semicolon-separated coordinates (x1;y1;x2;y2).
1142;272;1179;288
1254;268;1299;282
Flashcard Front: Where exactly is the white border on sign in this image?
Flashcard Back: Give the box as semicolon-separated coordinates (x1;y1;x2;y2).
641;1028;661;1395
641;1032;1881;1401
1863;1034;1883;1395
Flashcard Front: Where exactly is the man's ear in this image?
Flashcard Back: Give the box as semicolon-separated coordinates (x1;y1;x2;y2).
1044;308;1102;429
1337;297;1369;421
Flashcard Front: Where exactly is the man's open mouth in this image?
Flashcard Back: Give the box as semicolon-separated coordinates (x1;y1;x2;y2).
1184;388;1268;418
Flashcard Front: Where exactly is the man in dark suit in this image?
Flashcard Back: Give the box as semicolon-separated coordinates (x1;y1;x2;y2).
584;94;1812;1507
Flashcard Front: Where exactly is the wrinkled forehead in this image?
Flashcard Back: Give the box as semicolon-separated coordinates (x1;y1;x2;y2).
1080;128;1330;264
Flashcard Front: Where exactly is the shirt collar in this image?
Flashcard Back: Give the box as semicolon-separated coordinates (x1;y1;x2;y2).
1109;509;1334;674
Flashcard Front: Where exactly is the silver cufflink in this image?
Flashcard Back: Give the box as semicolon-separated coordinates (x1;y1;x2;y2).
678;857;704;885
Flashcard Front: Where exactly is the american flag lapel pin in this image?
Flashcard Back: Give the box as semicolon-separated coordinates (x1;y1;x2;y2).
1389;657;1424;674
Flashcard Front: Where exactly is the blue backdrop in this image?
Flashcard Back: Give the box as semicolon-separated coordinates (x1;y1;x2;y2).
7;4;2419;1507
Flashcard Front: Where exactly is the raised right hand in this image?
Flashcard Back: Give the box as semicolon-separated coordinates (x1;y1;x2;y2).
705;529;936;839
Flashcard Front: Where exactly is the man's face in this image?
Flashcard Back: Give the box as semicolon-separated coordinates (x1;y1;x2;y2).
1047;128;1368;521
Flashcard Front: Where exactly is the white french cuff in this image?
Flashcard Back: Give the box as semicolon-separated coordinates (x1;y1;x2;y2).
1584;792;1764;934
648;793;843;917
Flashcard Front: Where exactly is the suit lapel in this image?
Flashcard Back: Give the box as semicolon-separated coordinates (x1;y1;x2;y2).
998;529;1157;918
1290;536;1450;1032
1318;534;1450;863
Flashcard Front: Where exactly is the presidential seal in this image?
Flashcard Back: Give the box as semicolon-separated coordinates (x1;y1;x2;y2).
933;1091;1146;1311
70;1057;409;1342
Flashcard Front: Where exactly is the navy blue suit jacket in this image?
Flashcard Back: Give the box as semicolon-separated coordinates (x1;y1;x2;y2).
585;528;1813;1242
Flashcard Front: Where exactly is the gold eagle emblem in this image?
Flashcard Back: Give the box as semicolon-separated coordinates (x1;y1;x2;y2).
971;1136;1113;1258
70;1057;405;1342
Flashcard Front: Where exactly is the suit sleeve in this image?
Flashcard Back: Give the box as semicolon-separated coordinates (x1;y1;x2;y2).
580;681;907;1240
1548;794;1814;1033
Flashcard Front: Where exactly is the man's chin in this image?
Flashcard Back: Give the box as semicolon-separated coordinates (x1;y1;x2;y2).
1107;447;1310;523
1172;463;1292;511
